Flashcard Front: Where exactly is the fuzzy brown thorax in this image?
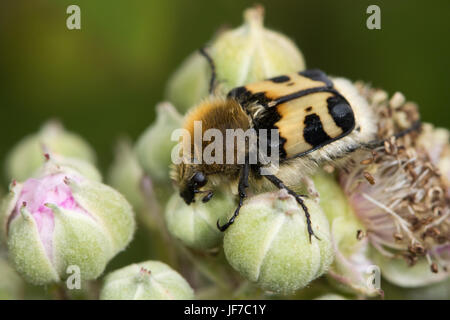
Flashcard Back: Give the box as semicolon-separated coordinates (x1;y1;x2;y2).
171;97;251;203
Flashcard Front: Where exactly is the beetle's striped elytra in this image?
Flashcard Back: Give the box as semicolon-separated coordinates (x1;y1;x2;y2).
227;69;357;161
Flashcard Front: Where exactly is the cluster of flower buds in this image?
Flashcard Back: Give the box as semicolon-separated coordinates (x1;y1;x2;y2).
1;124;136;286
3;5;446;300
159;6;338;295
150;5;450;298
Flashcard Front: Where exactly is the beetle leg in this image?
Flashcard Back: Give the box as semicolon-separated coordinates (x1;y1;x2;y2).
199;47;217;95
263;174;320;243
217;160;250;232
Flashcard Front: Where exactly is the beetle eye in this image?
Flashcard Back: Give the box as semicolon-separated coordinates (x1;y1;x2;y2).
192;172;207;187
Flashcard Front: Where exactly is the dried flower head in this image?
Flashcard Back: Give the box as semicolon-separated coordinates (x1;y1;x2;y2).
340;84;449;279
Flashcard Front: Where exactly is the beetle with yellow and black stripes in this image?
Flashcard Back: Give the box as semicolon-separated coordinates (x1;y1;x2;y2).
171;50;420;242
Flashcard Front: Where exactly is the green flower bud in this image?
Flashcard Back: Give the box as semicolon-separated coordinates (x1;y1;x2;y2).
223;190;333;294
135;102;183;183
1;163;135;285
315;293;347;300
165;51;210;113
166;5;306;112
165;191;234;250
108;139;145;211
0;255;24;299
100;261;194;300
46;155;102;182
5;120;96;182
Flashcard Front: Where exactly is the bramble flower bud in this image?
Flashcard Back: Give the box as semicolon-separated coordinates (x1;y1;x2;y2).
108;139;145;211
100;261;194;300
165;191;234;250
46;156;102;182
135;102;183;183
0;255;24;299
5;120;96;182
165;52;210;113
0;164;135;285
315;293;347;300
223;190;333;294
166;5;306;111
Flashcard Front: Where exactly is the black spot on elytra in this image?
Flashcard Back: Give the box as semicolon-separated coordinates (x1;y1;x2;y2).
252;107;287;159
268;75;290;83
305;106;313;112
327;95;355;133
303;114;332;147
299;69;333;87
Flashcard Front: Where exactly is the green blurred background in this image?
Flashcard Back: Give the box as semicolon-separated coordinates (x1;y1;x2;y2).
1;0;449;174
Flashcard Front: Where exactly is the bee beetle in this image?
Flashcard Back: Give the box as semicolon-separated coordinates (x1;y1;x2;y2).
171;48;420;241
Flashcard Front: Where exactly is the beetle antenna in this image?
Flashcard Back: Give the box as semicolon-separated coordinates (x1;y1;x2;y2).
199;47;217;94
363;120;422;149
